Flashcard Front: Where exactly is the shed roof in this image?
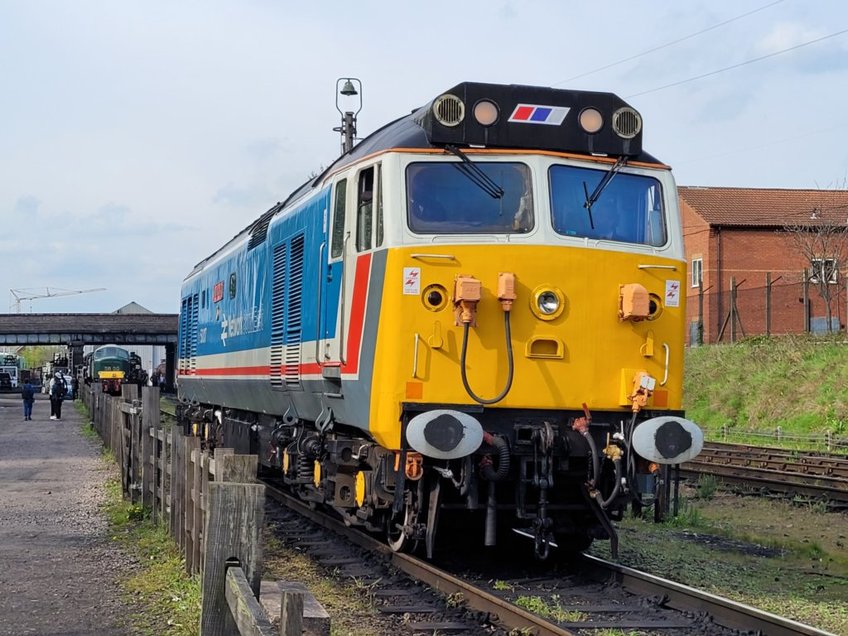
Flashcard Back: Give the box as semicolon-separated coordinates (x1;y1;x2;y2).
679;186;848;228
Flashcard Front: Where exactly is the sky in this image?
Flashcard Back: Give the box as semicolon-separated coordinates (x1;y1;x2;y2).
2;0;847;314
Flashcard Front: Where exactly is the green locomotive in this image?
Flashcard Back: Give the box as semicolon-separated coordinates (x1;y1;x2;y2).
87;345;147;395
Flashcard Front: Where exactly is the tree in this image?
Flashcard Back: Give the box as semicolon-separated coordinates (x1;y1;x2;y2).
784;187;848;333
19;345;63;370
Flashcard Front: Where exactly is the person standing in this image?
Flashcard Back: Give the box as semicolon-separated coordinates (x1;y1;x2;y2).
49;372;67;420
72;376;80;401
21;378;35;420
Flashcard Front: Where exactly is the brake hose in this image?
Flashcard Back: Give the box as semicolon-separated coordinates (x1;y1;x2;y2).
460;312;514;405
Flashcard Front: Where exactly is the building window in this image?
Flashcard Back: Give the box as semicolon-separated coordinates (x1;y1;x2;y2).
691;258;703;288
810;258;838;284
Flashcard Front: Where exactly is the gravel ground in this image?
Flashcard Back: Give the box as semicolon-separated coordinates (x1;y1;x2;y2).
0;394;140;636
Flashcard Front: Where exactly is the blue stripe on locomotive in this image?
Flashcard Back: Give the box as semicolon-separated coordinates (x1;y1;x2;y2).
179;186;339;361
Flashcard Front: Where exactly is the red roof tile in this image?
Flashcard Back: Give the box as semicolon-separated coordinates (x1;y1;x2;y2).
679;186;848;227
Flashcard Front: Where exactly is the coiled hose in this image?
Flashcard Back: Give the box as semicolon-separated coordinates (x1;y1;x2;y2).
480;432;510;481
460;312;514;405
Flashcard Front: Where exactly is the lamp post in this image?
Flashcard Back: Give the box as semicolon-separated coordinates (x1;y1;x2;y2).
333;77;362;155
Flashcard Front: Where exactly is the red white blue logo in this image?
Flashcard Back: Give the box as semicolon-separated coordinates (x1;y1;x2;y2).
508;104;570;126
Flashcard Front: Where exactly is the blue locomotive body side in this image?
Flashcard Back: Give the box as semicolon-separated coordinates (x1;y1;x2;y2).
177;187;347;414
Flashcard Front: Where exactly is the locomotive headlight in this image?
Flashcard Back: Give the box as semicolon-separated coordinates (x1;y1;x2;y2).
530;286;565;321
473;99;499;126
538;292;559;314
579;107;604;134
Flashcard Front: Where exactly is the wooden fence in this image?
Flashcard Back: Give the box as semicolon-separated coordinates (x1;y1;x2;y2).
82;385;327;635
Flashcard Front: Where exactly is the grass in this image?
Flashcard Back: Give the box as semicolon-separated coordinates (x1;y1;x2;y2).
78;402;202;635
685;334;848;451
262;531;388;636
514;595;587;623
591;490;848;634
101;479;202;635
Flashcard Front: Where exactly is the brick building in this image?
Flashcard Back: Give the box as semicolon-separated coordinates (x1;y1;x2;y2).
679;186;848;344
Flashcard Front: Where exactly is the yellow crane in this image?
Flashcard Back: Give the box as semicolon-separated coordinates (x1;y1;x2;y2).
9;287;107;313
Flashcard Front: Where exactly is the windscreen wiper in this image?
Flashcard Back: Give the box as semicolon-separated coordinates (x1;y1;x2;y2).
445;145;504;199
583;156;627;229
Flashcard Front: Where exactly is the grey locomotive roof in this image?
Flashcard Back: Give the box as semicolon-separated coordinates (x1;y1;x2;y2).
188;86;661;274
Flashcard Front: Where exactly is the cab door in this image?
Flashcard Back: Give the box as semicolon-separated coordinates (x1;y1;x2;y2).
319;166;382;370
319;177;348;366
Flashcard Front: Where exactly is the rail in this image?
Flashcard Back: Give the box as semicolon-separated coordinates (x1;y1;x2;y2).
264;479;835;635
703;425;848;454
682;441;848;509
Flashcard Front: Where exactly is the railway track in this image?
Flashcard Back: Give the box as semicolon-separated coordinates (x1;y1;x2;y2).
681;442;848;510
264;480;831;635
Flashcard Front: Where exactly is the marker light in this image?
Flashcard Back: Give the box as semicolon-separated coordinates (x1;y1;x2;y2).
473;100;499;126
579;108;604;134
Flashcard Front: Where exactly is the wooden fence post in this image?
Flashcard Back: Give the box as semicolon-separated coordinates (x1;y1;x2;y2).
141;387;159;511
171;425;185;545
185;435;201;574
216;454;259;484
281;589;304;636
200;482;265;636
113;396;123;467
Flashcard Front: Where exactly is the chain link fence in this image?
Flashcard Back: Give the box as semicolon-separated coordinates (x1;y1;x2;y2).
688;272;847;344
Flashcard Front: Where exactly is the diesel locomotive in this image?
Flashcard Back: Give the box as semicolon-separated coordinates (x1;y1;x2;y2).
87;345;147;395
177;82;703;558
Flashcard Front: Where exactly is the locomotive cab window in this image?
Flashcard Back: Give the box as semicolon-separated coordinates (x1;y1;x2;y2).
356;167;375;252
549;165;667;247
229;273;237;299
331;179;347;258
406;162;533;234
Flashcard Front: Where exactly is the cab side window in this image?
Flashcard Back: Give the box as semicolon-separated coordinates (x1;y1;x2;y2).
375;164;384;247
331;179;347;258
356;168;374;252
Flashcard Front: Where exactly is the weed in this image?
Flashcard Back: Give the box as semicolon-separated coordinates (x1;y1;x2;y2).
696;474;718;500
127;503;147;522
492;579;514;591
666;500;708;529
806;499;830;515
514;595;586;623
445;592;465;608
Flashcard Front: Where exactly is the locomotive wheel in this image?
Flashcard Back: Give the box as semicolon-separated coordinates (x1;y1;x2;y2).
386;492;419;553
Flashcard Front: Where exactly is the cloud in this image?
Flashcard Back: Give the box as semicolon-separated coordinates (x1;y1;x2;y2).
755;22;848;73
213;182;275;208
14;195;41;217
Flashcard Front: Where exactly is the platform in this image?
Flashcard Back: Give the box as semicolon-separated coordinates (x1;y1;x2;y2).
0;394;138;635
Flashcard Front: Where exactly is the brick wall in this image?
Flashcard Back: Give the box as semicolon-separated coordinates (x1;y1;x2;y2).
682;213;846;343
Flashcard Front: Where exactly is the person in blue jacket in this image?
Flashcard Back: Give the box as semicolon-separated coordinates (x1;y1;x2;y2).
21;378;35;420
